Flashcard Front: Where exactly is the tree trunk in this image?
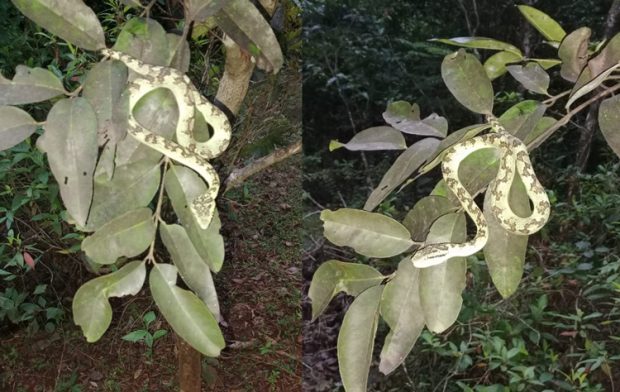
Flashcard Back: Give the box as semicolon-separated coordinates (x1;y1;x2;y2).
177;336;202;391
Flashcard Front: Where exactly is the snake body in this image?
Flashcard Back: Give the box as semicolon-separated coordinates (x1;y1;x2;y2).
101;49;232;230
411;117;550;268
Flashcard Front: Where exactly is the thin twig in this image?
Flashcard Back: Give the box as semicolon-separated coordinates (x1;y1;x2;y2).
224;140;301;192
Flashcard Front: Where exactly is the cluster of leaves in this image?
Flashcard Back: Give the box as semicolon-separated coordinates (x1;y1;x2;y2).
0;0;282;357
309;6;620;391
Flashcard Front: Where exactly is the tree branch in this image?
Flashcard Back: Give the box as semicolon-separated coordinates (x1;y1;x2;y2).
224;140;301;192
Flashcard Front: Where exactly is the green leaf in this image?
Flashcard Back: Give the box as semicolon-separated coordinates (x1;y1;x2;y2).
0;106;38;151
383;101;420;123
558;27;591;82
506;63;550;95
82;60;128;146
122;329;148;342
166;33;191;73
85;160;161;231
524;116;556;147
164;164;225;272
379;259;425;375
402;196;455;242
599;95;620;159
119;0;142;7
420;124;489;174
383;101;448;137
11;0;105;51
150;263;225;357
185;0;227;23
483;50;523;80
115;88;179;166
113;18;169;66
82;208;156;265
0;65;66;105
143;311;156;326
483;174;530;298
431;37;522;56
442;49;494;115
214;0;283;73
330;126;406;151
159;223;221;320
73;260;146;342
566;62;620;109
338;285;384;392
363;138;440;211
517;5;566;43
418;213;467;333
152;329;168;340
308;260;384;321
321;209;414;258
499;100;546;141
38;98;97;227
530;58;562;70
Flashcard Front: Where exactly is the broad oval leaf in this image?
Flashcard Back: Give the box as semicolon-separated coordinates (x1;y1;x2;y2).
159;223;221;320
420;124;489;174
85;160;161;231
321;209;414;258
73;260;146;342
442;49;494;115
338;285;384;392
0;106;38;151
330;126;406;152
38;98;97;227
215;0;283;73
364;138;440;211
82;208;156;265
599;95;620;159
531;58;562;70
431;37;522;56
164;164;225;272
308;260;384;321
379;259;425;375
116;88;179;166
506;63;550;95
418;212;467;333
383;101;420;125
524;116;556;147
113;18;169;66
558;27;591;82
150;263;225;357
484;50;523;80
402;195;455;242
166;33;191;73
499;100;546;141
185;0;227;23
483;174;530;298
517;5;566;43
567;62;620;109
382;101;448;137
0;66;66;105
82;60;128;146
12;0;105;51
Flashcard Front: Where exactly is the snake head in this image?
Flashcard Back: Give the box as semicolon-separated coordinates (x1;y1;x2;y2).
410;246;451;268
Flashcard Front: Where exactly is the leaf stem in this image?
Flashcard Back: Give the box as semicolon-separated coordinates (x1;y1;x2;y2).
528;82;620;150
542;89;571;107
144;157;170;264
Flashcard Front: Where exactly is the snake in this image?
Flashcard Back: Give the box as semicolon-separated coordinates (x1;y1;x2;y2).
411;116;550;268
100;48;232;230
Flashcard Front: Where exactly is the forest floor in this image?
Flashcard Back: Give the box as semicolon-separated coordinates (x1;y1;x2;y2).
0;156;303;392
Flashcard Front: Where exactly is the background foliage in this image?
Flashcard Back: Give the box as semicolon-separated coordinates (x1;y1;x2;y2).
302;0;620;391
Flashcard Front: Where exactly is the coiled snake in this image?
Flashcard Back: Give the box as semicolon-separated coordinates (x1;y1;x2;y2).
101;49;232;230
411;117;550;268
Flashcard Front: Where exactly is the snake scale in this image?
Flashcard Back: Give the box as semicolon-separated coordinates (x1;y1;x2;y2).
100;49;232;230
411;116;550;268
